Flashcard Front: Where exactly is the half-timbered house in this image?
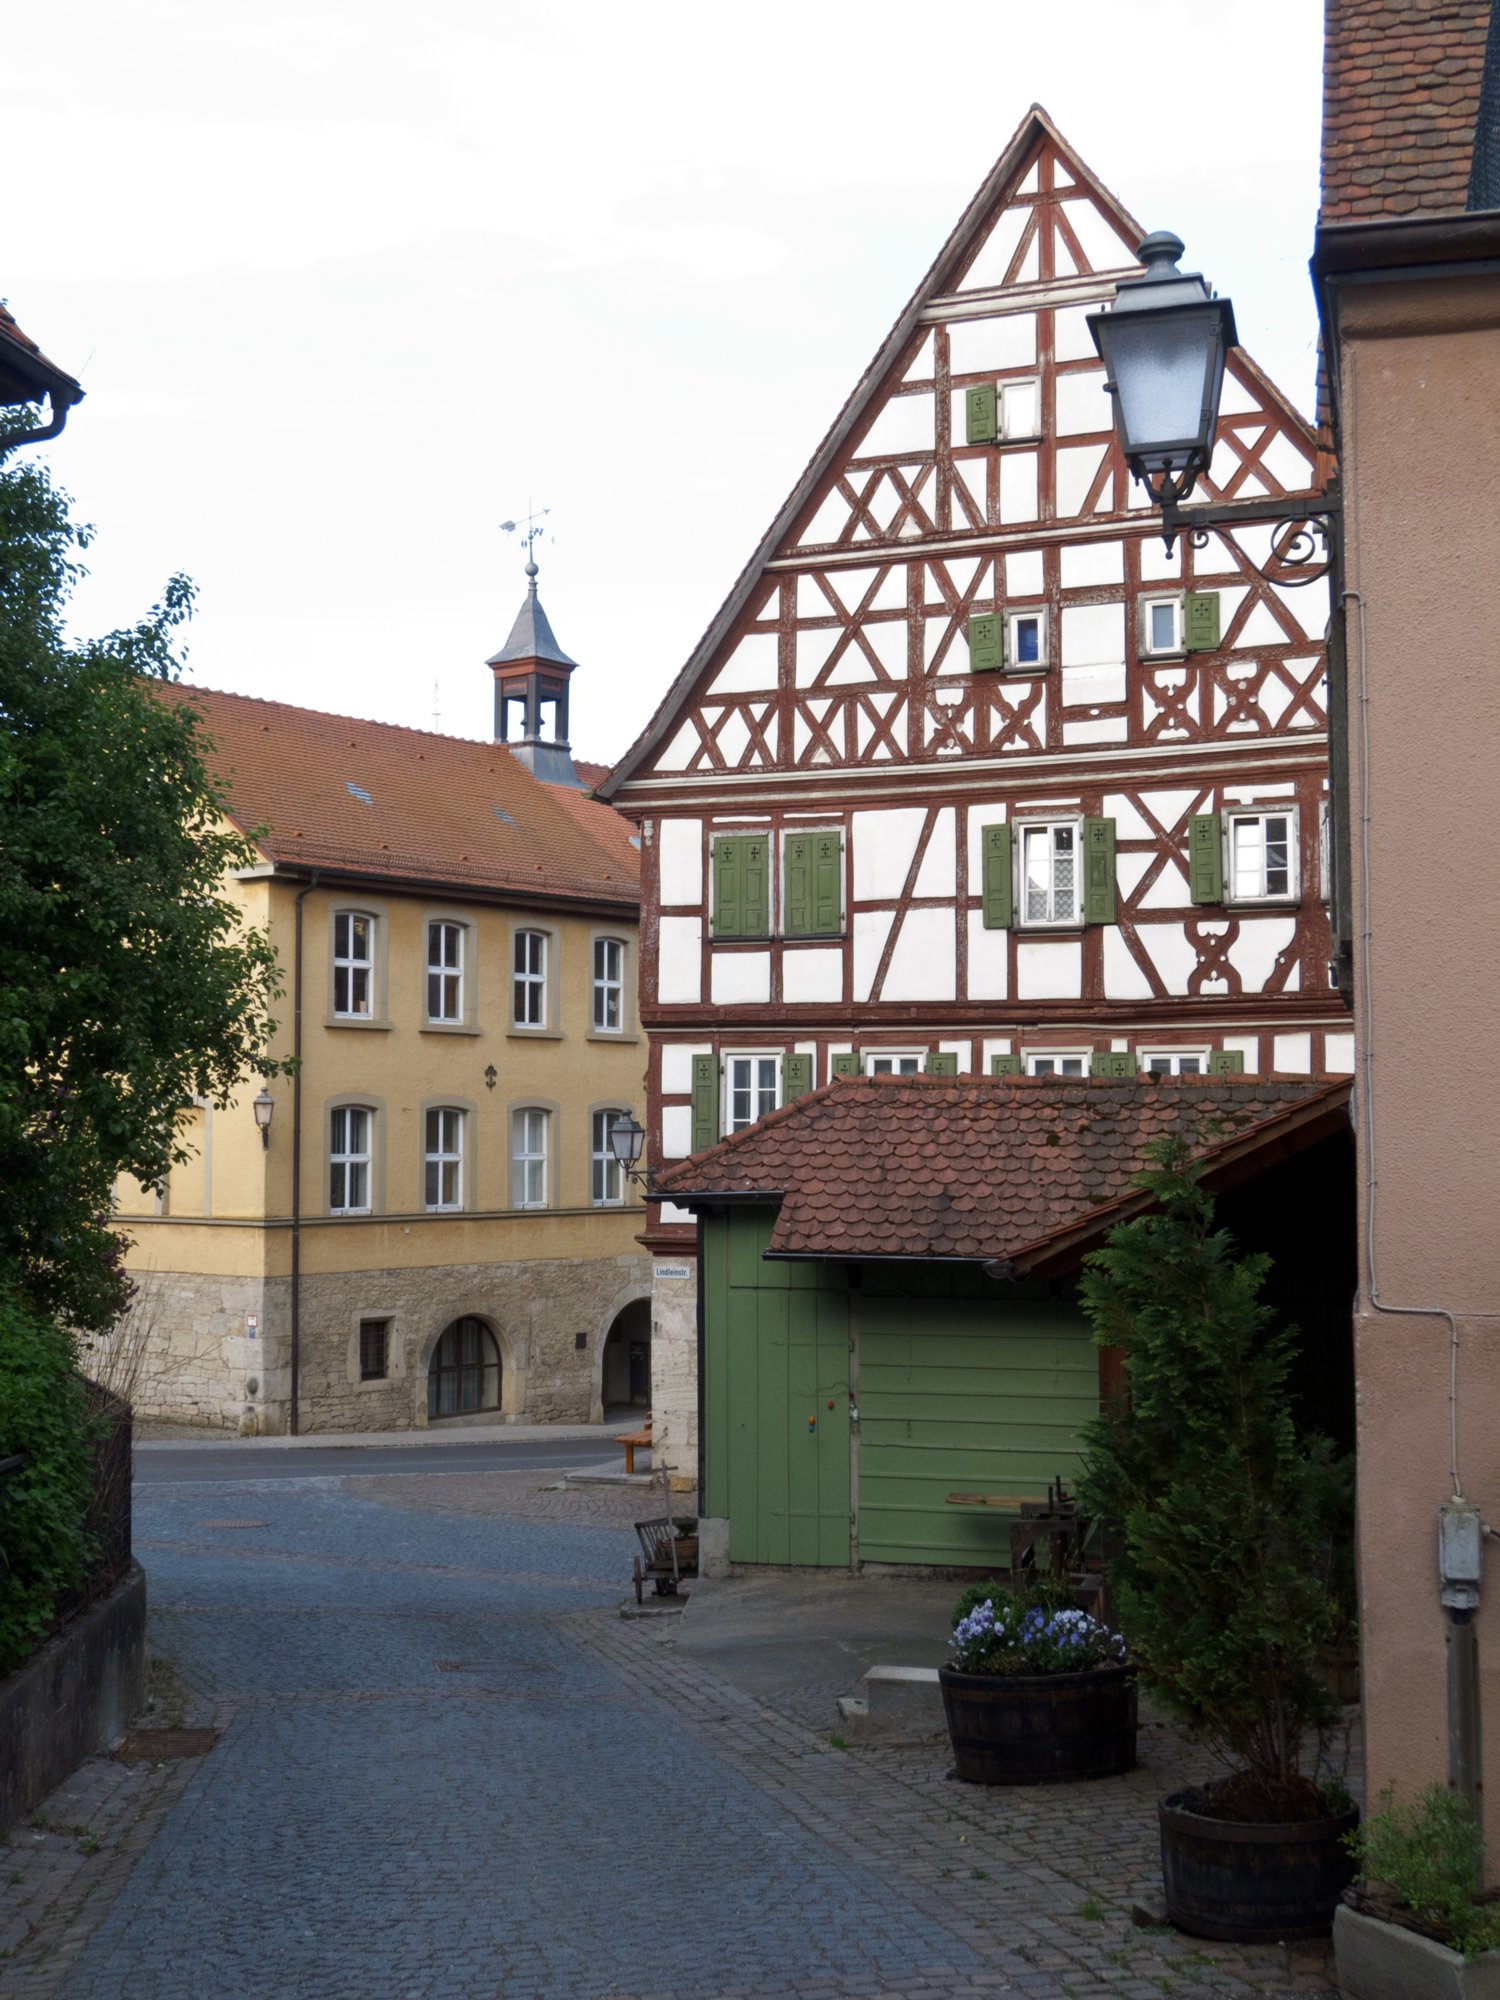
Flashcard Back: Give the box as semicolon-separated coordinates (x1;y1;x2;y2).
598;108;1348;1480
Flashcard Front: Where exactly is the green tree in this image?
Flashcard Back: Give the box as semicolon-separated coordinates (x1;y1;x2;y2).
0;447;286;1331
1076;1137;1351;1796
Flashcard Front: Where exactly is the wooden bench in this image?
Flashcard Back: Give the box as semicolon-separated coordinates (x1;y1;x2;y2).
618;1417;652;1475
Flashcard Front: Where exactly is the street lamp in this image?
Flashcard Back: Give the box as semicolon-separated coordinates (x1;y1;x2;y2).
1086;231;1237;509
606;1113;648;1190
252;1086;275;1150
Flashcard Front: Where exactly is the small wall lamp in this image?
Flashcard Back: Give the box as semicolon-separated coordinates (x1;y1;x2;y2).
252;1086;275;1150
606;1113;649;1189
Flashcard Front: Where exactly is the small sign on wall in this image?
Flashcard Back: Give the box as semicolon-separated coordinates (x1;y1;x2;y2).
246;1314;259;1338
653;1264;692;1281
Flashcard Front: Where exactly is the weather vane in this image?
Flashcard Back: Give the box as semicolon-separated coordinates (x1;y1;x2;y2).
499;503;552;576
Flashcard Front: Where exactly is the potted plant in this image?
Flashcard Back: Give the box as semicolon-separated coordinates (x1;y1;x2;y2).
1077;1138;1357;1942
1336;1785;1500;1998
938;1576;1136;1785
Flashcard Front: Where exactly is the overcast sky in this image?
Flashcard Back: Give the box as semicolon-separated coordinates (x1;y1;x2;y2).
8;2;1323;768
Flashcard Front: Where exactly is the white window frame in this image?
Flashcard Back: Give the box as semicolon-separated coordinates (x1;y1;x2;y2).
591;1107;628;1206
513;929;548;1028
329;1104;373;1215
332;912;375;1019
864;1051;923;1076
591;936;625;1034
1139;1050;1210;1076
511;1107;549;1209
423;1106;465;1211
1226;811;1298;904
1001;377;1041;441
724;1054;779;1135
1016;817;1083;929
1025;1052;1089;1077
1006;607;1048;672
426;921;465;1025
1141;593;1185;659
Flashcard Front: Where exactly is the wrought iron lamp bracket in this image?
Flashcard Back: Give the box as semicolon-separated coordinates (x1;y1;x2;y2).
1158;482;1343;587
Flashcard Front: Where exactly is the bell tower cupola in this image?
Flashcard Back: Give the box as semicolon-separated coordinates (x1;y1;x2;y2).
487;559;583;788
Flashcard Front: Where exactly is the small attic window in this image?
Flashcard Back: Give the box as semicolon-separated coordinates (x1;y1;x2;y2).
493;809;516;826
629;836;642;849
346;782;374;805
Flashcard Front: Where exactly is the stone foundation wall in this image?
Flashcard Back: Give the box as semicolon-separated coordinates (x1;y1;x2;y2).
122;1256;652;1434
649;1260;699;1490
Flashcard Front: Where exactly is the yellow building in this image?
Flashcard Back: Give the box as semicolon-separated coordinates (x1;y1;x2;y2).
113;581;650;1433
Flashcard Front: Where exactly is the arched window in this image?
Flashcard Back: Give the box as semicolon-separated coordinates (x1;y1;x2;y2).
427;1317;500;1418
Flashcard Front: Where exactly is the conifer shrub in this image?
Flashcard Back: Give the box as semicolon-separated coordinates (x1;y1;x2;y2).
1076;1137;1352;1816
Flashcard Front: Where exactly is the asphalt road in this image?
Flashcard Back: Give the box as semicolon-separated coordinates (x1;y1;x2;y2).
133;1437;626;1483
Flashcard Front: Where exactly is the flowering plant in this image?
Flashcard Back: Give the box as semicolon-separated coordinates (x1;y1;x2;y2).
948;1586;1127;1676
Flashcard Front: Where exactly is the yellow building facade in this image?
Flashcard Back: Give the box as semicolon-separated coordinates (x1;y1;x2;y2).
114;588;650;1432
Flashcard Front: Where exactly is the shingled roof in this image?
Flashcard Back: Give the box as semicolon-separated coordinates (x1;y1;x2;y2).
162;682;638;910
655;1072;1351;1270
1321;0;1493;222
0;299;83;411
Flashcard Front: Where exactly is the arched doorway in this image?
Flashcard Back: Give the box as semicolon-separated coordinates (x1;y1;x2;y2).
427;1317;501;1419
600;1297;651;1416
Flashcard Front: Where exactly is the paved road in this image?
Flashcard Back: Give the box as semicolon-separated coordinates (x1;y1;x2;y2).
133;1438;625;1483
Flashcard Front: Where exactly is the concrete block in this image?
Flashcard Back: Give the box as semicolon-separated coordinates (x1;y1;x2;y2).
837;1664;945;1746
1334;1903;1500;2000
699;1516;732;1578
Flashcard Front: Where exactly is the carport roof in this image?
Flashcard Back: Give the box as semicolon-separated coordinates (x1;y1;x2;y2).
653;1072;1352;1272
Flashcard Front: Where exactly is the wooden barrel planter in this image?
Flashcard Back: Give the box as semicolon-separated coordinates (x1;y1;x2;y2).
938;1661;1137;1785
1158;1790;1360;1942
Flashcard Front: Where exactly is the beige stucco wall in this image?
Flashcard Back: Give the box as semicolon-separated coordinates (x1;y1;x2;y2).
1339;271;1500;1841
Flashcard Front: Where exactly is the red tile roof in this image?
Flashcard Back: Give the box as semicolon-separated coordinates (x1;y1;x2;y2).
1322;0;1492;221
0;299;83;405
160;683;638;910
655;1072;1351;1267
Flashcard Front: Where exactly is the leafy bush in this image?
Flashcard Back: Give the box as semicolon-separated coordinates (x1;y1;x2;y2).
0;1294;96;1674
1350;1784;1500;1958
948;1584;1126;1676
1076;1138;1352;1796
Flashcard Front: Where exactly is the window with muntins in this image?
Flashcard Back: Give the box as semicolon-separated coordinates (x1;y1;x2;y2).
512;1108;548;1208
427;922;464;1022
424;1107;464;1210
333;913;373;1017
1142;1053;1206;1076
359;1319;390;1381
592;938;624;1032
1228;813;1295;901
330;1106;372;1213
866;1053;922;1076
1027;1054;1087;1077
591;1108;627;1205
1020;822;1079;926
513;930;547;1026
727;1055;778;1133
427;1317;500;1418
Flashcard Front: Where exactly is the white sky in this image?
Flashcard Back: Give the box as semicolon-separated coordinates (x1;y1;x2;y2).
7;1;1324;769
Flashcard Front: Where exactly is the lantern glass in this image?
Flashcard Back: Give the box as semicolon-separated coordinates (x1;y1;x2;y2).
252;1087;274;1132
607;1114;645;1170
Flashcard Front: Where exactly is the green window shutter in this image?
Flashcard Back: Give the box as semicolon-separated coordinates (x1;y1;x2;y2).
1188;813;1224;904
784;834;811;936
710;837;741;938
812;831;843;934
990;1054;1022;1076
742;836;769;937
924;1051;958;1076
1090;1051;1134;1078
781;1053;813;1100
830;1053;860;1079
1208;1050;1245;1076
1083;817;1116;925
980;823;1013;930
965;382;998;444
690;1055;719;1153
967;613;1004;673
1184;590;1221;651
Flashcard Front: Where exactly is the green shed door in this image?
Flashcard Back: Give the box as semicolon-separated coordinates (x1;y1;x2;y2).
857;1294;1098;1567
702;1207;850;1566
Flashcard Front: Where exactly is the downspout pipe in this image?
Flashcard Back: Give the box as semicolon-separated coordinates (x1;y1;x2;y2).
289;873;320;1437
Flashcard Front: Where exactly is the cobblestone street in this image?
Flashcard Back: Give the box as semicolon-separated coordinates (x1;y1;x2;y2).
2;1457;1344;1999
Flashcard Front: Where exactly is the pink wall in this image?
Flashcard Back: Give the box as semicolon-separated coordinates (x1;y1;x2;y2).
1340;270;1500;1838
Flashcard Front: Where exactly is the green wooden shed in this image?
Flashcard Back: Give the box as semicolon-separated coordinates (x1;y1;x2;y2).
656;1071;1353;1573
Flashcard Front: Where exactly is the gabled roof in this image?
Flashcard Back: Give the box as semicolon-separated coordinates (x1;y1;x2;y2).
160;682;638;909
0;300;83;411
654;1071;1351;1270
597;105;1319;803
1321;0;1493;222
